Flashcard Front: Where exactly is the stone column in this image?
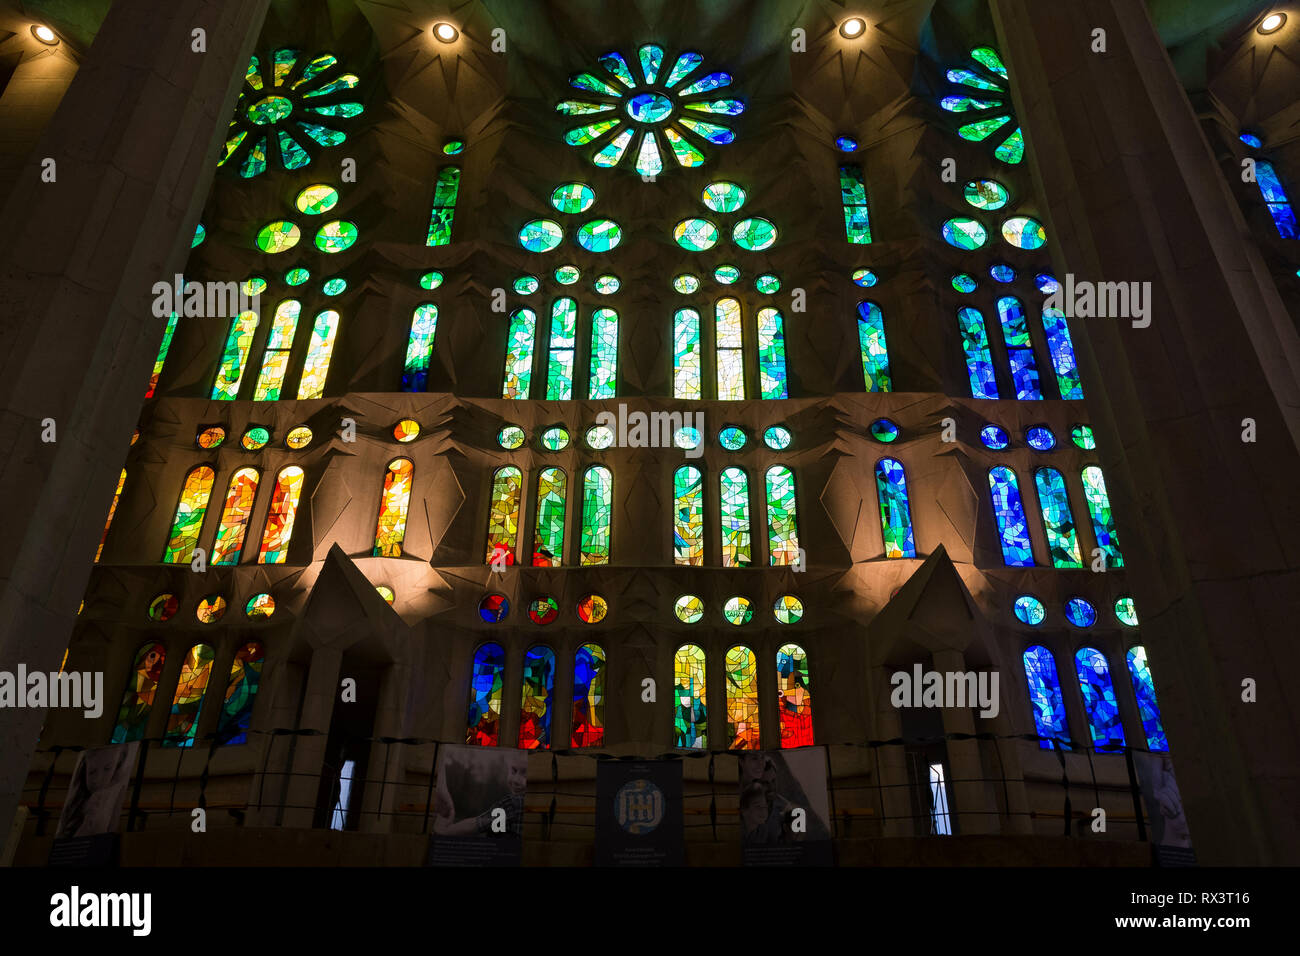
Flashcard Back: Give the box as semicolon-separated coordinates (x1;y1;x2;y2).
0;0;270;839
991;0;1300;864
932;648;1000;835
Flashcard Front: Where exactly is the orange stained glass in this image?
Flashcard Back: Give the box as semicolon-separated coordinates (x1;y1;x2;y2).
212;467;259;565
163;643;215;747
725;645;761;749
96;467;127;562
258;466;304;564
373;458;413;557
776;643;813;747
163;465;215;563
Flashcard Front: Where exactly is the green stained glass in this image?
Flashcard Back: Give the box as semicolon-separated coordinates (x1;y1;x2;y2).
1115;596;1139;627
532;467;567;566
256;220;300;253
941;95;1003;112
766;466;800;566
296;309;338;399
146;310;179;398
555;265;580;285
419;271;443;290
519;219;563;252
853;269;879;287
314;220;357;253
586;425;614;449
723;597;753;626
995;127;1025;164
566;119;619;145
716;298;745;400
1034;467;1083;568
635;131;663;178
963;179;1008;210
295;184;338;214
678;72;732;97
245;56;263;90
241;426;270;450
303;102;363;118
322;277;346;295
839;166;872;243
756;274;780;293
551;182;595;213
239;136;267;178
674;308;702;399
952;273;977;293
164;467;215;564
674;274;700;294
556;100;615;116
546;298;577;400
513;275;538;295
593;128;634;166
959;115;1011;142
732;218;777;251
714;265;740;284
774;596;804;625
272;48;299;86
541;426;570;451
719;426;747;450
598;51;637;88
293;53;338;88
218;130;248;167
442;138;465;154
595;274;620;294
569;72;621;96
675;595;704;624
589;307;618;399
212;311;259;400
1001;216;1046;249
426;166;460;246
971;46;1008;78
947;67;1000;91
1071;425;1096;450
875;458;915;558
485;467;521;564
764;426;792;450
301;73;358;98
276;128;311;169
248;95;292;125
942;217;987;249
674;466;704;566
685;99;744;115
720;467;752;567
581;466;612;565
502;309;536;399
402;304;438;391
702;181;746;212
674;644;707;749
498;425;525;450
296;121;346;147
856;301;892;392
663;127;705;167
639;44;664;84
284;267;310;286
674;218;719;251
1042;307;1084;400
192;223;205;248
1082;465;1123;568
577;219;622;252
756;307;788;399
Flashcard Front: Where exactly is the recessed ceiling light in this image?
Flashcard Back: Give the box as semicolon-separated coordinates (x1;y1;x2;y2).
31;24;59;45
839;17;866;39
433;21;458;43
1258;12;1286;33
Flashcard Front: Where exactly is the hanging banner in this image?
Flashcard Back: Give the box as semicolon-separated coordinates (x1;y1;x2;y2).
738;748;833;866
426;745;527;866
595;760;683;866
1132;751;1196;866
49;741;139;865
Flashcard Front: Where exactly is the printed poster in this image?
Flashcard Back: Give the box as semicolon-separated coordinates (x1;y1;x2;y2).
738;748;833;866
427;744;527;866
595;760;683;866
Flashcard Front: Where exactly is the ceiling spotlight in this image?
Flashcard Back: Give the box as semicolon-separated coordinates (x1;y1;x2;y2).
1258;12;1286;33
433;21;458;43
839;17;866;39
31;24;59;45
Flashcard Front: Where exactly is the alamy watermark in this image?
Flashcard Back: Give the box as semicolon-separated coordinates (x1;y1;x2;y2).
0;665;102;718
594;404;705;459
151;274;259;318
1043;273;1151;329
890;664;999;719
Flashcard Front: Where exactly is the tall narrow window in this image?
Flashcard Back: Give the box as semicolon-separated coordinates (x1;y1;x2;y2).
1033;467;1082;568
674;465;704;566
518;645;556;749
111;642;166;743
1126;646;1169;752
674;644;707;749
1081;465;1123;568
766;465;801;565
468;643;505;746
988;466;1033;567
253;299;301;400
163;643;215;748
296;309;339;399
1255;160;1299;238
874;458;916;558
502;308;537;399
258;466;305;564
485;466;522;565
957;306;998;399
838;164;872;243
146;311;179;398
580;465;612;565
96;467;126;562
571;643;606;748
589;307;618;399
720;467;752;567
164;465;215;564
532;467;567;566
1022;645;1070;749
716;298;745;400
929;763;952;835
402;304;438;392
1074;647;1126;753
673;308;702;399
724;645;760;750
426;165;461;246
776;643;813;748
373;458;413;558
212;467;260;565
756;307;788;399
1041;306;1084;399
217;641;264;746
996;296;1041;400
212;310;259;400
546;297;577;400
856;301;892;392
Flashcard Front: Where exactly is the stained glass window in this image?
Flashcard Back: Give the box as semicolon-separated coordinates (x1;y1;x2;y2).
874;458;916;558
720;467;752;567
1001;216;1046;249
485;466;522;565
403;304;438;391
756;308;788;399
838;165;872;243
146;311;179;398
1015;595;1046;626
1034;467;1082;568
674;465;704;566
1255;161;1299;238
942;217;987;249
674;644;707;749
253;299;301;400
519;645;557;749
1022;645;1070;749
373;458;413;558
942;47;1023;164
766;465;801;565
212;310;259;400
1041;307;1083;400
996;297;1041;400
212;467;259;565
296;309;338;399
724;645;760;750
989;467;1033;567
426;166;460;246
856;300;892;392
1081;465;1123;568
589;307;618;399
1075;647;1126;753
1126;646;1169;752
164;465;215;564
577;219;622;251
96;468;126;562
776;643;813;748
572;643;606;748
216;641;264;745
581;466;612;565
111;642;166;743
958;307;998;399
468;643;505;746
673;308;702;399
257;466;304;564
546;298;577;400
532;467;567;566
163;643;215;748
716;298;745;400
503;308;537;399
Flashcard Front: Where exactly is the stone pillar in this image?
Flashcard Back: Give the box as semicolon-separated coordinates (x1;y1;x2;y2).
0;0;270;839
933;648;1000;835
280;648;342;829
991;0;1300;864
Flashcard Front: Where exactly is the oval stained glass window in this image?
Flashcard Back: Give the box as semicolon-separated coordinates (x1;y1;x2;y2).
393;419;420;442
595;274;620;294
675;594;704;624
256;221;300;253
870;419;899;442
577;594;607;624
853;269;879;288
443;138;465;154
941;217;987;249
197;595;227;624
585;425;614;449
285;266;310;286
732;217;777;250
540;426;570;450
480;594;509;623
577;218;622;252
719;426;746;450
497;425;525;450
963;179;1009;210
314;220;357;253
1065;597;1097;627
242;277;267;297
1115;596;1139;627
322;277;347;296
519;219;564;252
285;426;313;449
245;593;276;619
551;182;595;213
674;218;719;251
774;594;803;624
149;593;179;622
1002;216;1046;249
419;271;444;290
554;264;580;285
980;424;1010;449
1240;131;1263;148
295;184;339;215
1036;273;1059;294
764;425;792;449
714;264;740;284
513;275;539;294
674;427;701;450
952;273;977;293
241;426;270;450
723;596;753;625
1014;595;1046;626
673;274;701;293
528;596;559;625
989;263;1015;283
1026;425;1056;451
701;181;746;212
1071;424;1097;450
756;274;780;293
197;426;226;449
835;135;858;152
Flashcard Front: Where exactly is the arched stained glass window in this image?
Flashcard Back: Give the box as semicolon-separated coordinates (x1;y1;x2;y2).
546;297;577;400
296;309;338;399
720;467;752;567
857;301;892;392
674;644;707;749
373;458;413;558
212;310;259;400
765;465;800;565
111;642;166;743
426;165;461;246
988;466;1033;567
673;308;702;399
257;465;304;564
1255;160;1299;238
571;643;606;748
756;307;788;399
402;304;438;391
503;308;537;399
776;643;813;748
518;645;557;749
838;165;872;243
996;296;1041;400
1075;647;1126;753
212;467;260;565
724;645;760;750
96;467;126;562
485;466;522;565
1081;465;1123;568
1126;645;1169;752
716;298;745;400
253;299;301;400
163;643;216;748
468;643;505;746
874;458;916;558
1033;467;1082;568
532;467;567;566
581;465;612;565
216;640;264;746
674;465;704;565
957;306;998;399
1041;307;1083;400
146;311;179;398
164;465;215;564
589;307;618;399
1022;645;1070;749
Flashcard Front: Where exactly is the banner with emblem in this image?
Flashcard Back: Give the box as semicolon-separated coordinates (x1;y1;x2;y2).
595;759;683;866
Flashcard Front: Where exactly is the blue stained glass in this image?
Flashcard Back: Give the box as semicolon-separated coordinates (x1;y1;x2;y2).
870;419;899;443
857;300;891;392
677;71;732;96
1065;597;1097;627
989;263;1015;283
836;135;858;151
958;307;998;399
756;307;788;399
952;273;977;293
1035;467;1082;568
1041;307;1084;399
1075;647;1126;753
627;92;673;123
1240;131;1262;148
997;296;1041;400
1014;595;1045;626
1255;161;1299;238
1127;646;1169;752
1036;273;1059;294
519;645;557;749
1023;645;1070;749
980;424;1009;449
1026;425;1056;450
874;458;916;558
989;467;1034;566
467;643;505;746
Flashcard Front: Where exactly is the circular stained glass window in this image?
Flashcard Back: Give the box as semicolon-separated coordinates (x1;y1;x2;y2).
1071;424;1096;450
586;425;615;449
719;426;746;451
554;264;580;285
870;418;900;443
732;217;777;251
1014;595;1046;626
701;181;747;212
673;274;701;294
551;182;595;213
529;596;559;625
245;593;276;619
853;269;879;288
1115;596;1139;627
626;91;674;123
498;425;525;450
197;595;227;624
286;426;313;449
963;179;1009;210
513;275;539;295
723;596;754;626
256;220;300;253
1026;425;1056;451
479;594;509;623
595;274;620;294
835;135;858;152
577;219;622;252
315;220;358;253
242;426;271;450
714;264;740;284
952;273;977;293
774;594;804;624
578;594;608;624
674;218;719;251
1036;273;1059;294
989;263;1016;283
980;424;1010;450
764;425;792;450
675;595;704;624
376;585;395;605
674;427;701;450
295;184;339;215
242;276;267;297
1064;597;1097;628
1002;216;1046;249
540;426;570;450
197;425;226;449
149;593;178;622
519;219;563;252
420;271;444;290
322;277;347;295
248;94;293;125
285;266;310;286
941;217;987;250
442;137;465;154
394;419;420;442
756;274;780;294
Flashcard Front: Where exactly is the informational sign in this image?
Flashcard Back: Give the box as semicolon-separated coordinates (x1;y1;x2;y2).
427;745;527;866
737;748;833;866
1133;751;1196;866
595;760;683;866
